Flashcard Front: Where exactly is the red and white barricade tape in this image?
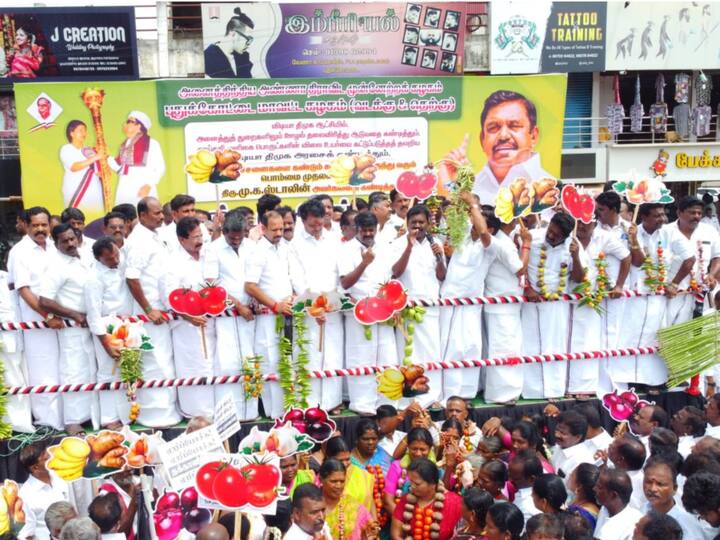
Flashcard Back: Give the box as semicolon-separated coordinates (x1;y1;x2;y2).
2;346;657;395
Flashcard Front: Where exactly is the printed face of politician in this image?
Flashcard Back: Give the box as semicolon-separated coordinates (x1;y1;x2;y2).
480;100;538;172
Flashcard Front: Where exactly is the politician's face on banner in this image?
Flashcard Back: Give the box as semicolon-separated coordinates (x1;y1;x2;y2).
480;97;538;172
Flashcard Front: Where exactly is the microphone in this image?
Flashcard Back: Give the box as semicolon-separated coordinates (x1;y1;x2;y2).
426;233;444;264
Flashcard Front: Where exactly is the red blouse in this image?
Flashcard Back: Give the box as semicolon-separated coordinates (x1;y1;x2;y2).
392;491;463;540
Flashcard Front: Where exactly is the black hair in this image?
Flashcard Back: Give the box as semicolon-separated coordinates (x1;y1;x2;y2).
325;436;350;458
170;194;195;212
638;203;665;219
176;216;200;239
355;418;379;439
481;205;503;232
313;194;333;205
298;199;326;221
644;454;679;485
649;427;678;456
639;510;683;540
136;197;155;216
292;483;323;511
512;419;548;459
678;195;704;212
236;206;254;218
482;459;509;484
532;474;567;512
60;207;85;224
65;120;86;143
511;448;543;479
355;198;369;211
354;211;377;229
92;236;117;259
572;463;599;506
682;453;720;478
275;205;295;222
599;467;633;505
112;203;137;221
557;410;588;442
407;457;439;485
103;211;126;227
560;512;592;540
526;512;564;538
368;191;389;208
550;212;575;239
256;194;282;219
486;502;524;540
441;417;464;435
617;434;647;471
196;209;211;221
226;7;255;34
260;209;282;228
596;191;621;213
462;488;493;529
679;406;707;437
88;493;122;533
223;211;246;234
24;206;51;223
389;189;405;203
340;209;358;228
406;427;434;448
376;404;398;420
219;512;250;540
318;457;346;480
684;472;720;515
19;441;47;472
406;204;431;222
573;403;602;430
648;405;669;429
51;223;74;243
481;90;537;130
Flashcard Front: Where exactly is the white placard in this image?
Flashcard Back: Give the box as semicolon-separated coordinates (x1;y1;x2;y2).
213;393;241;441
157;424;224;491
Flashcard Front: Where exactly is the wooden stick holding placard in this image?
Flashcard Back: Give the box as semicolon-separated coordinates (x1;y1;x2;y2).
233;513;241;540
632;204;640;224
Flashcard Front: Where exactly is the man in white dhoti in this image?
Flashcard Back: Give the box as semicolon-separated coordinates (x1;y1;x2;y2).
482;211;531;404
440;192;493;400
164;217;216;419
593;468;643;540
39;223;99;435
159;194;212;252
204;210;258;421
522;213;585;399
571;219;630;396
288;199;343;413
85;237;134;430
245;210;294;419
338;211;396;414
125;197;181;428
390;204;446;407
109;111;165;206
8;207;62;430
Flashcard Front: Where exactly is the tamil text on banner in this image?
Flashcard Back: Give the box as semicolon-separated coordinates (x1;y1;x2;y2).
0;8;138;81
201;3;466;78
490;1;606;74
605;2;720;71
14;74;566;221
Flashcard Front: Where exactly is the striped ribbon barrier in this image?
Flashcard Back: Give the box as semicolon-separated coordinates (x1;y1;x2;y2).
2;346;657;395
0;289;674;332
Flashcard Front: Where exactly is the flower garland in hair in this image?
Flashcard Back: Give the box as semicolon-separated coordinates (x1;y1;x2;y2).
242;354;264;399
641;242;666;293
394;467;408;505
572;252;609;314
367;464;388;526
537;245;568;300
401;484;446;540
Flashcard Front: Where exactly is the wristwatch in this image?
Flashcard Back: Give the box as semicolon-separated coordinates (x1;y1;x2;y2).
45;313;55;322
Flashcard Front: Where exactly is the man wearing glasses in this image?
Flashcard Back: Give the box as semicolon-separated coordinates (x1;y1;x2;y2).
204;8;255;78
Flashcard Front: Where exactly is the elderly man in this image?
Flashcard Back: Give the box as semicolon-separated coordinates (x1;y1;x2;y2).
593;468;643;540
8;207;62;429
205;210;258;420
125;197;180;427
39;223;99;435
286;484;331;540
58;518;101;540
45;501;77;540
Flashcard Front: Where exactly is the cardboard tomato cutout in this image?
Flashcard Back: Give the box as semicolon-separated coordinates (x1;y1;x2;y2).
561;185;596;224
353;280;409;325
168;281;229;316
396;166;437;201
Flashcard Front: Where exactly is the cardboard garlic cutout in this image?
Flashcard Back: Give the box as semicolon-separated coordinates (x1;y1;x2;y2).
601;388;653;436
494;177;559;224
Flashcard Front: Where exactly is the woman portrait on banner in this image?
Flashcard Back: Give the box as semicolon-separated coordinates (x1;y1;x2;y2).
59;120;106;214
320;458;380;540
7;26;43;78
204;8;255;78
108;111;166;206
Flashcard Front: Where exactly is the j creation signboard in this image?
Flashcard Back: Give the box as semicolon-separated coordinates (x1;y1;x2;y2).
491;1;606;74
0;7;138;80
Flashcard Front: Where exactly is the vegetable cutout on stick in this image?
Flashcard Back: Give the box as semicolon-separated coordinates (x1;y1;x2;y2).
494;177;559;224
613;169;674;222
601;388;652;436
47;431;128;481
561;185;596;225
395;165;438;201
273;406;337;444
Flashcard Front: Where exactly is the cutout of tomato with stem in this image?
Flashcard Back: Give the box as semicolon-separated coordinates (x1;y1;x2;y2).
199;280;229;316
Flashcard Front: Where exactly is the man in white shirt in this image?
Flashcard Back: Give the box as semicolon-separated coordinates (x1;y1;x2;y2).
629;405;669;456
376;405;406;457
550;410;595;485
60;207;95;268
39;223;99;435
286;484;332;540
522;213;585;399
705;394;720;438
245;211;294;419
88;493;127;539
671;406;706;458
164;216;216;418
125;196;181;428
606;434;648;511
508;449;542;523
369;191;404;248
682;472;720;532
575;403;614;455
390;189;411;224
440;90;552;205
390;204;446;407
288;199;343;413
8;207;63;430
102;212;127;254
247;193;282;242
632;511;683;540
84;237;134;430
19;443;75;540
204;210;258;421
44;501;77;540
159;194;212;252
593;468;643;540
338;211;396;414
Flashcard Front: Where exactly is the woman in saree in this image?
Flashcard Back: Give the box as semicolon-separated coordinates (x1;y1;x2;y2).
451;487;493;540
8;27;43;78
383;427;436;514
390;458;463;540
350;419;394;474
325;435;377;518
320;458;379;540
